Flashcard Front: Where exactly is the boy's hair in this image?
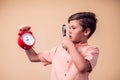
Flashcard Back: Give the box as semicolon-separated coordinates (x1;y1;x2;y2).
68;12;97;38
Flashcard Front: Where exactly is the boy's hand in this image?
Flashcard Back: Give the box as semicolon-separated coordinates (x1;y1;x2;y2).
19;25;31;31
62;37;74;50
18;25;32;36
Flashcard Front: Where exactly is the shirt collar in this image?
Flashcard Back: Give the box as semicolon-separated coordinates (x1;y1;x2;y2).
75;42;88;48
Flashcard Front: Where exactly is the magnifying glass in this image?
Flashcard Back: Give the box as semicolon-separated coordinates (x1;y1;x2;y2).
62;24;66;37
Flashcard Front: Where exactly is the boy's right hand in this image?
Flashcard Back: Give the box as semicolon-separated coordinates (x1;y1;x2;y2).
18;25;32;35
19;25;31;31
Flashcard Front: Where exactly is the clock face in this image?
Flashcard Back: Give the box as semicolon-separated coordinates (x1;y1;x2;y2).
22;33;35;45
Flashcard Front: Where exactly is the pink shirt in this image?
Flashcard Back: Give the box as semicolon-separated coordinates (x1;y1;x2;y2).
38;43;99;80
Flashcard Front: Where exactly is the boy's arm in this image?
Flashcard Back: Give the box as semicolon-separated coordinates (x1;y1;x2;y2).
18;25;51;65
25;48;41;62
62;38;91;73
18;25;40;62
67;44;91;73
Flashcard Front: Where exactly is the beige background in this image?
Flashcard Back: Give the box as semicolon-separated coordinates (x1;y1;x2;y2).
0;0;120;80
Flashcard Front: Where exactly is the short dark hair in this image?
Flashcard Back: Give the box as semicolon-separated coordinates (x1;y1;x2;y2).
68;12;97;38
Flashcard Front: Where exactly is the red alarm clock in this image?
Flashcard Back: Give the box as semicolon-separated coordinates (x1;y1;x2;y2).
17;27;36;50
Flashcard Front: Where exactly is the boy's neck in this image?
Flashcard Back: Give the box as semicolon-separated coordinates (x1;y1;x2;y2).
73;40;87;46
72;37;88;46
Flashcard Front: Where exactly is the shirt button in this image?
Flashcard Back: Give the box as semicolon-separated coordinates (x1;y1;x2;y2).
64;74;67;76
67;60;69;63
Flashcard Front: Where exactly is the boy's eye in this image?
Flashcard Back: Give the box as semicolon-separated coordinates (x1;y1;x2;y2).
72;27;76;29
71;26;76;29
69;26;76;29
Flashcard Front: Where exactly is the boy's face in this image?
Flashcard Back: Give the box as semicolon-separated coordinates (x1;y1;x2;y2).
69;20;88;43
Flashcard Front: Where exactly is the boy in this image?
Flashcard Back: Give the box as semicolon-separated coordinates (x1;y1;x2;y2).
18;12;99;80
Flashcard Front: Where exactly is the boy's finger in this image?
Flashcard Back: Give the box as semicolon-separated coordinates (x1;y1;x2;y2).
19;25;31;31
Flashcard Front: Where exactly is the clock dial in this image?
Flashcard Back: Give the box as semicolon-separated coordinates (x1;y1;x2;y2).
22;33;35;45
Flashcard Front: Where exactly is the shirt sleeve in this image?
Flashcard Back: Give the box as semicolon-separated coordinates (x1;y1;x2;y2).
83;46;99;69
38;46;58;66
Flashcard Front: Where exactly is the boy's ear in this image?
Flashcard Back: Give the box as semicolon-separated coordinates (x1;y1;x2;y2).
84;28;91;37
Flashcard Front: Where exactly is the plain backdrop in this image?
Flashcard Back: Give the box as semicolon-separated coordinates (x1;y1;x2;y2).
0;0;120;80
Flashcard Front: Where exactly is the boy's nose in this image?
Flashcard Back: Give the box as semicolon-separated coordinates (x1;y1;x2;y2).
69;30;72;34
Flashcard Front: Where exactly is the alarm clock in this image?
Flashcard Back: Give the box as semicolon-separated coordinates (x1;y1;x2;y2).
17;30;36;50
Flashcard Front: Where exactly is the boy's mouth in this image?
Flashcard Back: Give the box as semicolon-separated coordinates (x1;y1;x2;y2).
69;35;72;38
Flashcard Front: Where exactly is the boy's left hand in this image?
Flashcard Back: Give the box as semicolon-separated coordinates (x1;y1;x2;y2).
62;37;73;50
